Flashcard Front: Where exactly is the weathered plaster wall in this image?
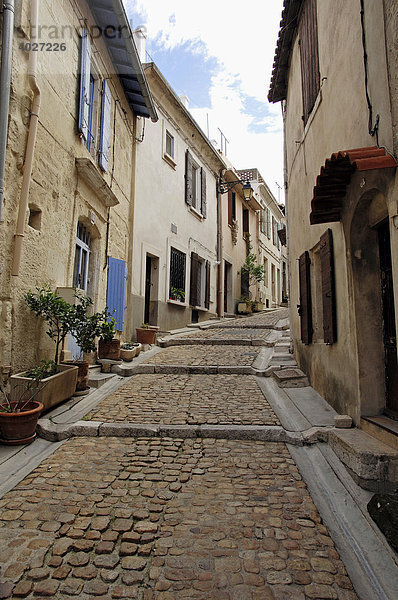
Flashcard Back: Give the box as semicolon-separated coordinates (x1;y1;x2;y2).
0;0;136;372
132;66;222;333
285;0;397;422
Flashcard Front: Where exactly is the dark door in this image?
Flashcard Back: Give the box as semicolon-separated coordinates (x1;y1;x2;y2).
378;221;398;417
144;256;152;325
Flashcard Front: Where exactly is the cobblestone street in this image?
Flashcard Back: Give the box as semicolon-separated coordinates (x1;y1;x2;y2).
0;309;392;599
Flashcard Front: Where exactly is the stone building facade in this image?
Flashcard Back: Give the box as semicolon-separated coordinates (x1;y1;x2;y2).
0;0;156;371
269;0;398;433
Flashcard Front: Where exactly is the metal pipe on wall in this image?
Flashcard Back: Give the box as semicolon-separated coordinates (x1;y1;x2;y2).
12;0;41;275
0;0;15;222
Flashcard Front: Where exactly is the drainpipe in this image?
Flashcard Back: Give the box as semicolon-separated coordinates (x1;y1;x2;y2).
282;100;293;353
216;174;224;318
11;0;41;276
0;0;15;222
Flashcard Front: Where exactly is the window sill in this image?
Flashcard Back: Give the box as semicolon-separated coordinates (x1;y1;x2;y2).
192;305;209;312
167;298;187;307
163;153;176;169
189;206;204;221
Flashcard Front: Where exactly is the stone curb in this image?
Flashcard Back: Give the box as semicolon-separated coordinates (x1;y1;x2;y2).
116;364;260;375
37;418;336;446
158;338;275;348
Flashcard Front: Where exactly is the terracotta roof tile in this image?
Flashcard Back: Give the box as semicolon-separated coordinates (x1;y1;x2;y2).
310;147;397;225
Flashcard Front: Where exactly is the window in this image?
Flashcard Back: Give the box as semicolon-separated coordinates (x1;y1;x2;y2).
28;204;41;231
185;150;207;218
169;247;186;302
272;216;280;249
263;257;269;287
190;253;210;309
165;130;174;159
299;0;320;124
78;29;111;171
243;208;249;237
228;190;236;226
73;222;91;291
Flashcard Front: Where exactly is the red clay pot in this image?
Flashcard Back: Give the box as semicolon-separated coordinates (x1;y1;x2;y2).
0;401;43;445
98;339;121;360
136;328;157;345
62;360;89;391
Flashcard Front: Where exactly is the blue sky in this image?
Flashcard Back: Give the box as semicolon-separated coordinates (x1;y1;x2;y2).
124;0;284;201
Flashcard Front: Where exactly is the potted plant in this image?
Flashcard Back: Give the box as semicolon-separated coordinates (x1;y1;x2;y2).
65;294;102;392
253;300;265;312
169;287;185;302
0;363;48;445
98;308;120;360
238;238;265;314
237;296;254;314
18;287;78;411
120;342;142;362
136;323;158;345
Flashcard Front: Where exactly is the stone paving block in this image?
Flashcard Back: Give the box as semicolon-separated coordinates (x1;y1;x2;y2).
334;415;353;429
99;423;159;437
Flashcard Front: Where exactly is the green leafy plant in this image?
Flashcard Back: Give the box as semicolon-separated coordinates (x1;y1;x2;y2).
70;293;102;354
169;287;185;302
23;359;57;379
121;342;140;350
24;286;76;364
0;364;49;413
239;253;265;286
98;308;117;342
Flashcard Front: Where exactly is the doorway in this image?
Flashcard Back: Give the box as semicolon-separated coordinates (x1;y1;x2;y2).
224;261;232;313
378;221;398;417
144;255;159;326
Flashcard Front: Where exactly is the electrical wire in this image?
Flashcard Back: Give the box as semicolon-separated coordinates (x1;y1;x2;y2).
360;0;379;141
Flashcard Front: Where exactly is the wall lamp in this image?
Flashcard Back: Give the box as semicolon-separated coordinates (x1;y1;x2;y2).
217;178;254;202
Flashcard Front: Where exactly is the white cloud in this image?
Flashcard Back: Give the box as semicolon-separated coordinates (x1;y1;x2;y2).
124;0;285;200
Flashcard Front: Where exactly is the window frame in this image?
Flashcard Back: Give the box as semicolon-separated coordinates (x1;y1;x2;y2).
169;246;186;304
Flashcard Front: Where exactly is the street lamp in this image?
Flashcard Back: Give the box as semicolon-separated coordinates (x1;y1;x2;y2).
217;178;254;202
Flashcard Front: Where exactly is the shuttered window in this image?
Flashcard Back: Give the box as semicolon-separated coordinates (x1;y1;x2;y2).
78;28;91;143
201;168;207;218
169;247;186;302
205;260;210;309
320;229;337;344
185;150;193;206
299;0;320;124
228;191;236;226
106;257;127;332
298;251;313;344
99;79;111;172
185;150;207;218
243;208;249;236
190;252;201;307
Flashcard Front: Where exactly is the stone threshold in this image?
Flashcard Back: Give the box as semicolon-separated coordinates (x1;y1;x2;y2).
36;418;335;445
361;415;398;451
112;364;264;376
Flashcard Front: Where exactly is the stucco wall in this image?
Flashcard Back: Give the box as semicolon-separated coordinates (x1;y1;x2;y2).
0;0;136;371
132;66;223;333
284;0;397;422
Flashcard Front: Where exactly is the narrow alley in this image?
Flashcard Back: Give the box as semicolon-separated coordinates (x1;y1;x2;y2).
0;309;397;600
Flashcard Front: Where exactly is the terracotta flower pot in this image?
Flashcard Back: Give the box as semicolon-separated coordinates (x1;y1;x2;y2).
0;401;43;445
10;365;78;413
98;338;121;360
136;328;157;345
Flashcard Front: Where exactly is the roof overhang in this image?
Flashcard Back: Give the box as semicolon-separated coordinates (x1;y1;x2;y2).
310;147;397;225
268;0;303;103
89;0;158;122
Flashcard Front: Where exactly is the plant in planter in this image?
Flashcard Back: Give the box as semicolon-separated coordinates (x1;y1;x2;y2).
0;363;49;445
238;240;265;314
66;294;102;392
120;342;142;362
136;323;158;345
97;308;120;360
169;287;185;302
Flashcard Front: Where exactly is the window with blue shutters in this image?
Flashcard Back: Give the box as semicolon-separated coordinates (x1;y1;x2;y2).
99;80;111;172
78;29;100;154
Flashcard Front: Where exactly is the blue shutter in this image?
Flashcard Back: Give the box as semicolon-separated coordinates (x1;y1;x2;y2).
78;28;91;142
99;79;111;172
106;257;127;332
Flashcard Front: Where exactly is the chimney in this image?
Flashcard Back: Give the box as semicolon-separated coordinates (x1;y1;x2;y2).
179;95;190;109
132;25;147;63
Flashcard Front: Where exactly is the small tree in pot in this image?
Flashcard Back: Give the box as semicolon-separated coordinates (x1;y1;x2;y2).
98;308;120;360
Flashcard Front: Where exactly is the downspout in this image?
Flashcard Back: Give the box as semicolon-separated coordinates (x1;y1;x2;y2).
216;175;223;318
282;100;293;353
11;0;41;276
0;0;15;222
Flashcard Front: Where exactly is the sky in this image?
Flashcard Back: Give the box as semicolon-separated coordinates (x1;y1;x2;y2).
123;0;285;202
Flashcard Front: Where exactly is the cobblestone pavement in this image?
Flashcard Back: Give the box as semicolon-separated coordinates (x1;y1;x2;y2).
0;437;358;600
143;346;261;367
174;329;276;341
85;375;280;426
211;309;289;329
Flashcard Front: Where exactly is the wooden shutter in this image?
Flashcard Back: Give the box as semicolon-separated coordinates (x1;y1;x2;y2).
106;257;127;332
243;208;249;235
205;260;210;309
190;252;200;306
298;251;313;344
320;229;337;344
78;28;91;142
99;79;111;172
201;168;207;218
228;190;232;226
299;0;320;124
185;150;193;206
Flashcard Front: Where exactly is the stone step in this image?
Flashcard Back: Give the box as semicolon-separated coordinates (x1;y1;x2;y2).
360;416;398;451
88;372;116;389
329;428;398;493
271;367;309;388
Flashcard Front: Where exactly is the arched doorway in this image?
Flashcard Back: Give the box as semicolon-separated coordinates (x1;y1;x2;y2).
349;190;398;418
